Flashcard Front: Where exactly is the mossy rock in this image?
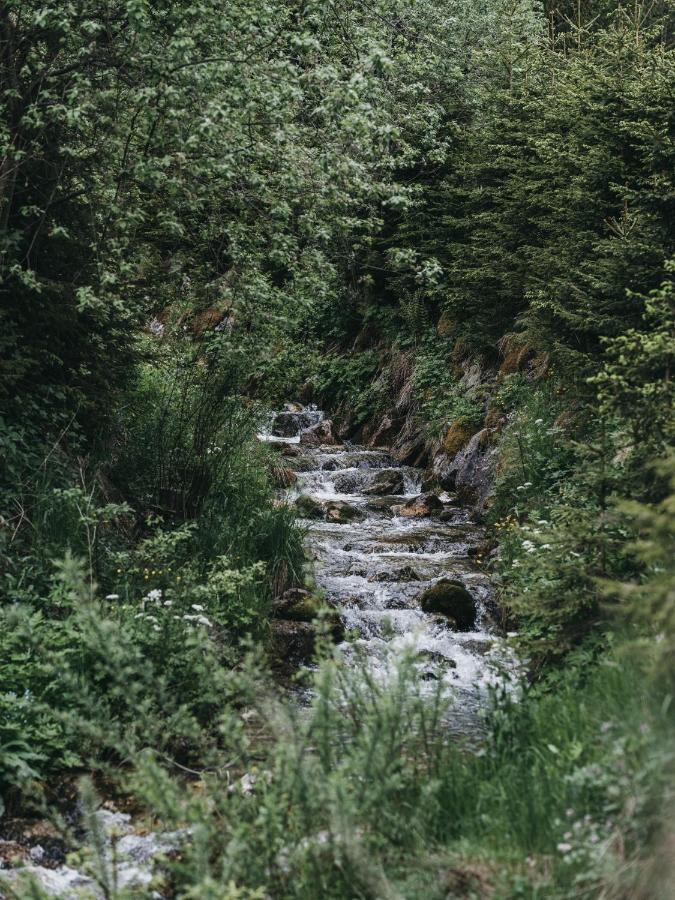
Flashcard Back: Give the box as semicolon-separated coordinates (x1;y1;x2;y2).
325;500;365;523
442;422;477;458
295;494;324;519
362;469;405;496
419;579;476;631
273;588;344;637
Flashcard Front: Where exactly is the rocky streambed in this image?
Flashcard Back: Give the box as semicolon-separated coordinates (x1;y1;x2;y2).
0;405;512;898
264;405;513;731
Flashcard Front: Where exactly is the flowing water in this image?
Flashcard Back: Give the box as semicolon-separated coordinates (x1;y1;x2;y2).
262;406;514;733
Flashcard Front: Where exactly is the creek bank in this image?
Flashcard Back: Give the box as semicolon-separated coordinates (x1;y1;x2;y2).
0;809;188;899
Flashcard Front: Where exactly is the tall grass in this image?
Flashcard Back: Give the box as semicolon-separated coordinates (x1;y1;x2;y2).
113;646;674;899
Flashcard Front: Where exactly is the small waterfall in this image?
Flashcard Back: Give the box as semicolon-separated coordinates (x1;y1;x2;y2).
262;406;515;732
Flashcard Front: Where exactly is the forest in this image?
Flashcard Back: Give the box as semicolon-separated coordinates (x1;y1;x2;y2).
0;0;674;897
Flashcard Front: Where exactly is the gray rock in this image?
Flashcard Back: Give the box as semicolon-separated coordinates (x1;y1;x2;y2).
272;411;314;437
299;420;340;447
394;492;443;518
325;500;365;523
433;429;498;513
362;469;405;496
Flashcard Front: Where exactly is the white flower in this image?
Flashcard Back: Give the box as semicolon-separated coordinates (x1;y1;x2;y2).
163;599;173;607
534;418;544;425
146;588;162;602
153;625;161;632
557;842;572;854
145;614;158;623
191;604;204;611
522;540;536;553
105;594;120;600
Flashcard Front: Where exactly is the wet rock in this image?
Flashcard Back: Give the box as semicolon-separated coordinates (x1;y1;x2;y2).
369;566;421;583
417;649;457;668
418;579;477;630
325;500;365;524
295;495;324;519
299;420;340;447
272;411;314;437
460;638;494;656
362;469;405;496
333;471;367;493
433;428;498;513
364;496;399;516
270;619;318;662
394;492;443;518
438;507;462;523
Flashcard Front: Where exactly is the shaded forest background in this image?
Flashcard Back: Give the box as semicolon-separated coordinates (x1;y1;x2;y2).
0;0;674;897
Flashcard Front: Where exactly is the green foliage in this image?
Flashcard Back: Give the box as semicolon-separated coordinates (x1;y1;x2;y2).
63;650;673;899
312;351;387;429
413;344;485;438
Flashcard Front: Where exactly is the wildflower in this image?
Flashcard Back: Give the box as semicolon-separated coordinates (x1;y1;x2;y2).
163;599;173;607
146;588;162;602
153;625;161;632
534;418;544;425
521;540;536;553
557;843;572;854
105;594;120;600
191;603;205;611
600;721;613;733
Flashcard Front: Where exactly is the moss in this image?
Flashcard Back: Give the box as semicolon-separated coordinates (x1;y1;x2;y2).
442;421;477;458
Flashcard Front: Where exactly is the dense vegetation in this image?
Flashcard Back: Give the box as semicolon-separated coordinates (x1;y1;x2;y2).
1;0;673;897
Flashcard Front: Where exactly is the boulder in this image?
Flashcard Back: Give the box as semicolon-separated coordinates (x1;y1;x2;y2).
369;565;421;583
272;411;313;437
417;649;457;668
418;579;477;630
295;495;324;519
273;588;323;622
432;429;498;512
299;420;340;447
394;493;443;518
333;471;366;493
362;469;405;496
272;590;345;643
364;496;399;517
325;500;365;524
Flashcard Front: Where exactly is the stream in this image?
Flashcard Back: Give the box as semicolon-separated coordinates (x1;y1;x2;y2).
263;405;513;732
0;405;511;898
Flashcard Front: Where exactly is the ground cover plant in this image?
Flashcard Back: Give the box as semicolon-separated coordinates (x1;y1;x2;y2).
1;0;673;897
